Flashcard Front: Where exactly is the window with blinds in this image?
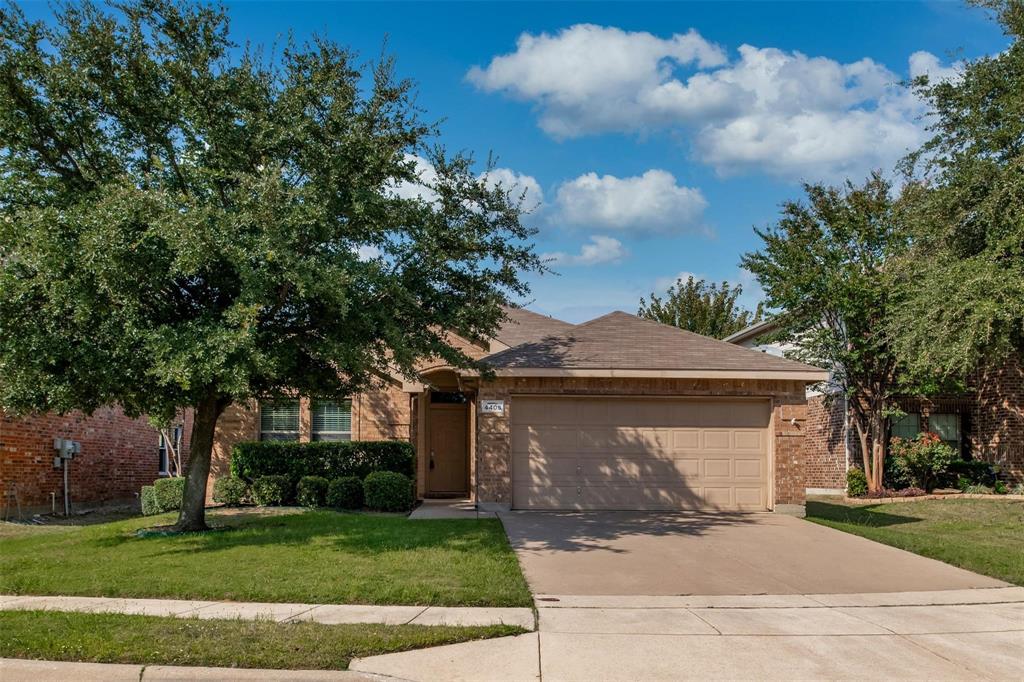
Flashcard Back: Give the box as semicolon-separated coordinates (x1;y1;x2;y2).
891;413;921;441
312;400;352;441
260;399;300;441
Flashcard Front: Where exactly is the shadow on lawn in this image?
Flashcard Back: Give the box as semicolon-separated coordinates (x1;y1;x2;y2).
807;501;924;528
99;509;509;557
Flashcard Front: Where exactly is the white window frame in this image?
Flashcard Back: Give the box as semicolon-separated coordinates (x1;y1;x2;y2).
930;413;961;452
259;399;300;441
311;399;352;442
157;425;182;475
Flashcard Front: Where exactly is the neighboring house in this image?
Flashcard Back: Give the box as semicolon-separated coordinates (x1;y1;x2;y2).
212;308;827;515
725;319;1024;493
0;407;192;516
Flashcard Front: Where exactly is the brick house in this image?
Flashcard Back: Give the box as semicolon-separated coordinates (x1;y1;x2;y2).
0;407;192;516
724;319;1024;492
212;308;827;515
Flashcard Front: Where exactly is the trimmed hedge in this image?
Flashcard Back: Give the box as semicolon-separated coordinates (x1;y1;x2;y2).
140;485;159;516
212;477;249;506
327;476;364;510
231;440;415;485
252;475;292;506
846;467;868;497
153;477;185;512
296;476;329;508
364;471;413;512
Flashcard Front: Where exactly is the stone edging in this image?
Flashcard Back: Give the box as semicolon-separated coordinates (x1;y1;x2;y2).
843;493;1024;505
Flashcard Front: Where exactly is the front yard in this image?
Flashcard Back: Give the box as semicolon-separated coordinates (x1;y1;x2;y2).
0;610;522;670
0;508;532;607
807;498;1024;586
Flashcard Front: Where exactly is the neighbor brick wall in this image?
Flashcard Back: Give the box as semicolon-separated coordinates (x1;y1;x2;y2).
0;407;193;514
972;355;1024;482
802;395;847;490
473;377;810;509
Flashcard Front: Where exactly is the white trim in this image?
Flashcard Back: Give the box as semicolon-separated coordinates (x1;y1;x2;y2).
469;367;828;381
807;487;844;496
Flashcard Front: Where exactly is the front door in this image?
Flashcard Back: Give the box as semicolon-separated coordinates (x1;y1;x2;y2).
428;403;468;494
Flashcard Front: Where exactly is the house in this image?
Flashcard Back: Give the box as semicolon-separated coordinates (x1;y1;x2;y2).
0;407;192;516
725;319;1024;492
212;308;828;515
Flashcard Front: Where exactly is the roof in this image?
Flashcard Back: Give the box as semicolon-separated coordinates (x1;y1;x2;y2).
481;311;826;380
722;318;781;345
493;306;576;348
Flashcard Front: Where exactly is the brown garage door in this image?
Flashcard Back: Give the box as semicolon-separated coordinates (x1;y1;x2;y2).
511;397;771;511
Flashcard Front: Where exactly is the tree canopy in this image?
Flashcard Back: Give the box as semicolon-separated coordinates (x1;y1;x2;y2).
0;0;542;529
742;173;906;492
637;276;763;339
891;0;1024;378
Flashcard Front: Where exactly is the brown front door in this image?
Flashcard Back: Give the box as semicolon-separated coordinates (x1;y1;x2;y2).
428;403;468;494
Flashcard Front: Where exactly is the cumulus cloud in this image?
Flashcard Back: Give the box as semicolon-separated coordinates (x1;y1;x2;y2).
480;167;545;210
552;170;708;235
389;154;440;203
542;235;628;266
470;25;957;180
355;245;382;261
909;50;963;84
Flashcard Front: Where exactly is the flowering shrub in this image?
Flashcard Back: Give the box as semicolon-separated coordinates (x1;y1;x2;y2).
889;432;956;492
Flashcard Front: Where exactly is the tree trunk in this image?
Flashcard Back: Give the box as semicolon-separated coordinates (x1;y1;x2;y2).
870;410;887;492
174;394;228;532
853;419;879;493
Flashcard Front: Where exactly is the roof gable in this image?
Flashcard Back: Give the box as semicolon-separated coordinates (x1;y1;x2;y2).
493;306;575;348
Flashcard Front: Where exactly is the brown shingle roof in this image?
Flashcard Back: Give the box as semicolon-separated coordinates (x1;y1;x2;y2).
484;310;823;374
493;306;576;348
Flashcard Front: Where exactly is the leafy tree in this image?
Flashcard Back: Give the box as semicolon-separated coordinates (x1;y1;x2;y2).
0;0;541;530
892;0;1024;378
638;276;763;339
741;173;906;493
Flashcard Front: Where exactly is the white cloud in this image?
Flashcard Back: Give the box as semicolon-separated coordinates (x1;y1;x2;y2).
552;170;708;235
389;154;439;202
355;245;382;261
908;50;963;84
467;24;727;138
542;235;628;266
470;25;957;180
480;167;545;210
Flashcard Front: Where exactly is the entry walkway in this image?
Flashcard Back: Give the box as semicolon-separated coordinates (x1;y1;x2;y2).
0;594;533;629
349;587;1024;681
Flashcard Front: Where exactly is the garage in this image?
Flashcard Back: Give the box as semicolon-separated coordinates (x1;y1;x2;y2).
511;396;771;511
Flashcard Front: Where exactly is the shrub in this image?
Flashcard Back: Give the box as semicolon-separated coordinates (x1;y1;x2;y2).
252;475;291;506
963;483;994;495
363;471;413;512
846;467;868;497
327;476;364;510
888;433;956;492
231;440;415;486
883;454;912;490
212;477;249;506
1011;483;1024;496
153;477;186;512
946;459;998;488
140;485;159;515
296;475;329;508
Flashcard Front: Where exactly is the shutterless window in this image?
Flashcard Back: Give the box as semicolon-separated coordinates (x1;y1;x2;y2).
312;400;352;441
158;425;183;474
260;400;300;441
891;413;921;440
930;413;961;451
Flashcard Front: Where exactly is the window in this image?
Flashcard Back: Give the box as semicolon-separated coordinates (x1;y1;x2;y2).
260;400;300;441
312;400;352;441
930;413;961;452
891;413;921;440
158;425;183;474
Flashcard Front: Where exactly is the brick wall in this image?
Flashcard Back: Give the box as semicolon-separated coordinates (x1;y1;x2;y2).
473;376;809;509
802;395;847;490
972;355;1024;482
0;407;192;514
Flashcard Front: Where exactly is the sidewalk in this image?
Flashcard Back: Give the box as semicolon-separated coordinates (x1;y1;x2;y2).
0;594;534;629
0;658;393;681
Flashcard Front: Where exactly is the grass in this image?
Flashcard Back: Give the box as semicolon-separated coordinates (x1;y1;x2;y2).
0;610;524;670
0;508;532;607
807;498;1024;586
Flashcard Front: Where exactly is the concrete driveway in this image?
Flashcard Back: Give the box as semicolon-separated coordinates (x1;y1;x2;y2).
499;511;1006;595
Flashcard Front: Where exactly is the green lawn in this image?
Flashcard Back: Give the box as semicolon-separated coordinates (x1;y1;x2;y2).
0;509;532;607
0;610;523;670
807;498;1024;586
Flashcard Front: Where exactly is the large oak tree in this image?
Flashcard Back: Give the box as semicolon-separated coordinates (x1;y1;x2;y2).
0;0;542;530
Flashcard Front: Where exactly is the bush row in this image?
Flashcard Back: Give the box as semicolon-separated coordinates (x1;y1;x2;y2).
140;477;186;516
230;440;415;485
209;472;413;512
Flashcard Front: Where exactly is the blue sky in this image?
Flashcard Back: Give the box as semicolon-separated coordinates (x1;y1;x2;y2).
24;1;1010;322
